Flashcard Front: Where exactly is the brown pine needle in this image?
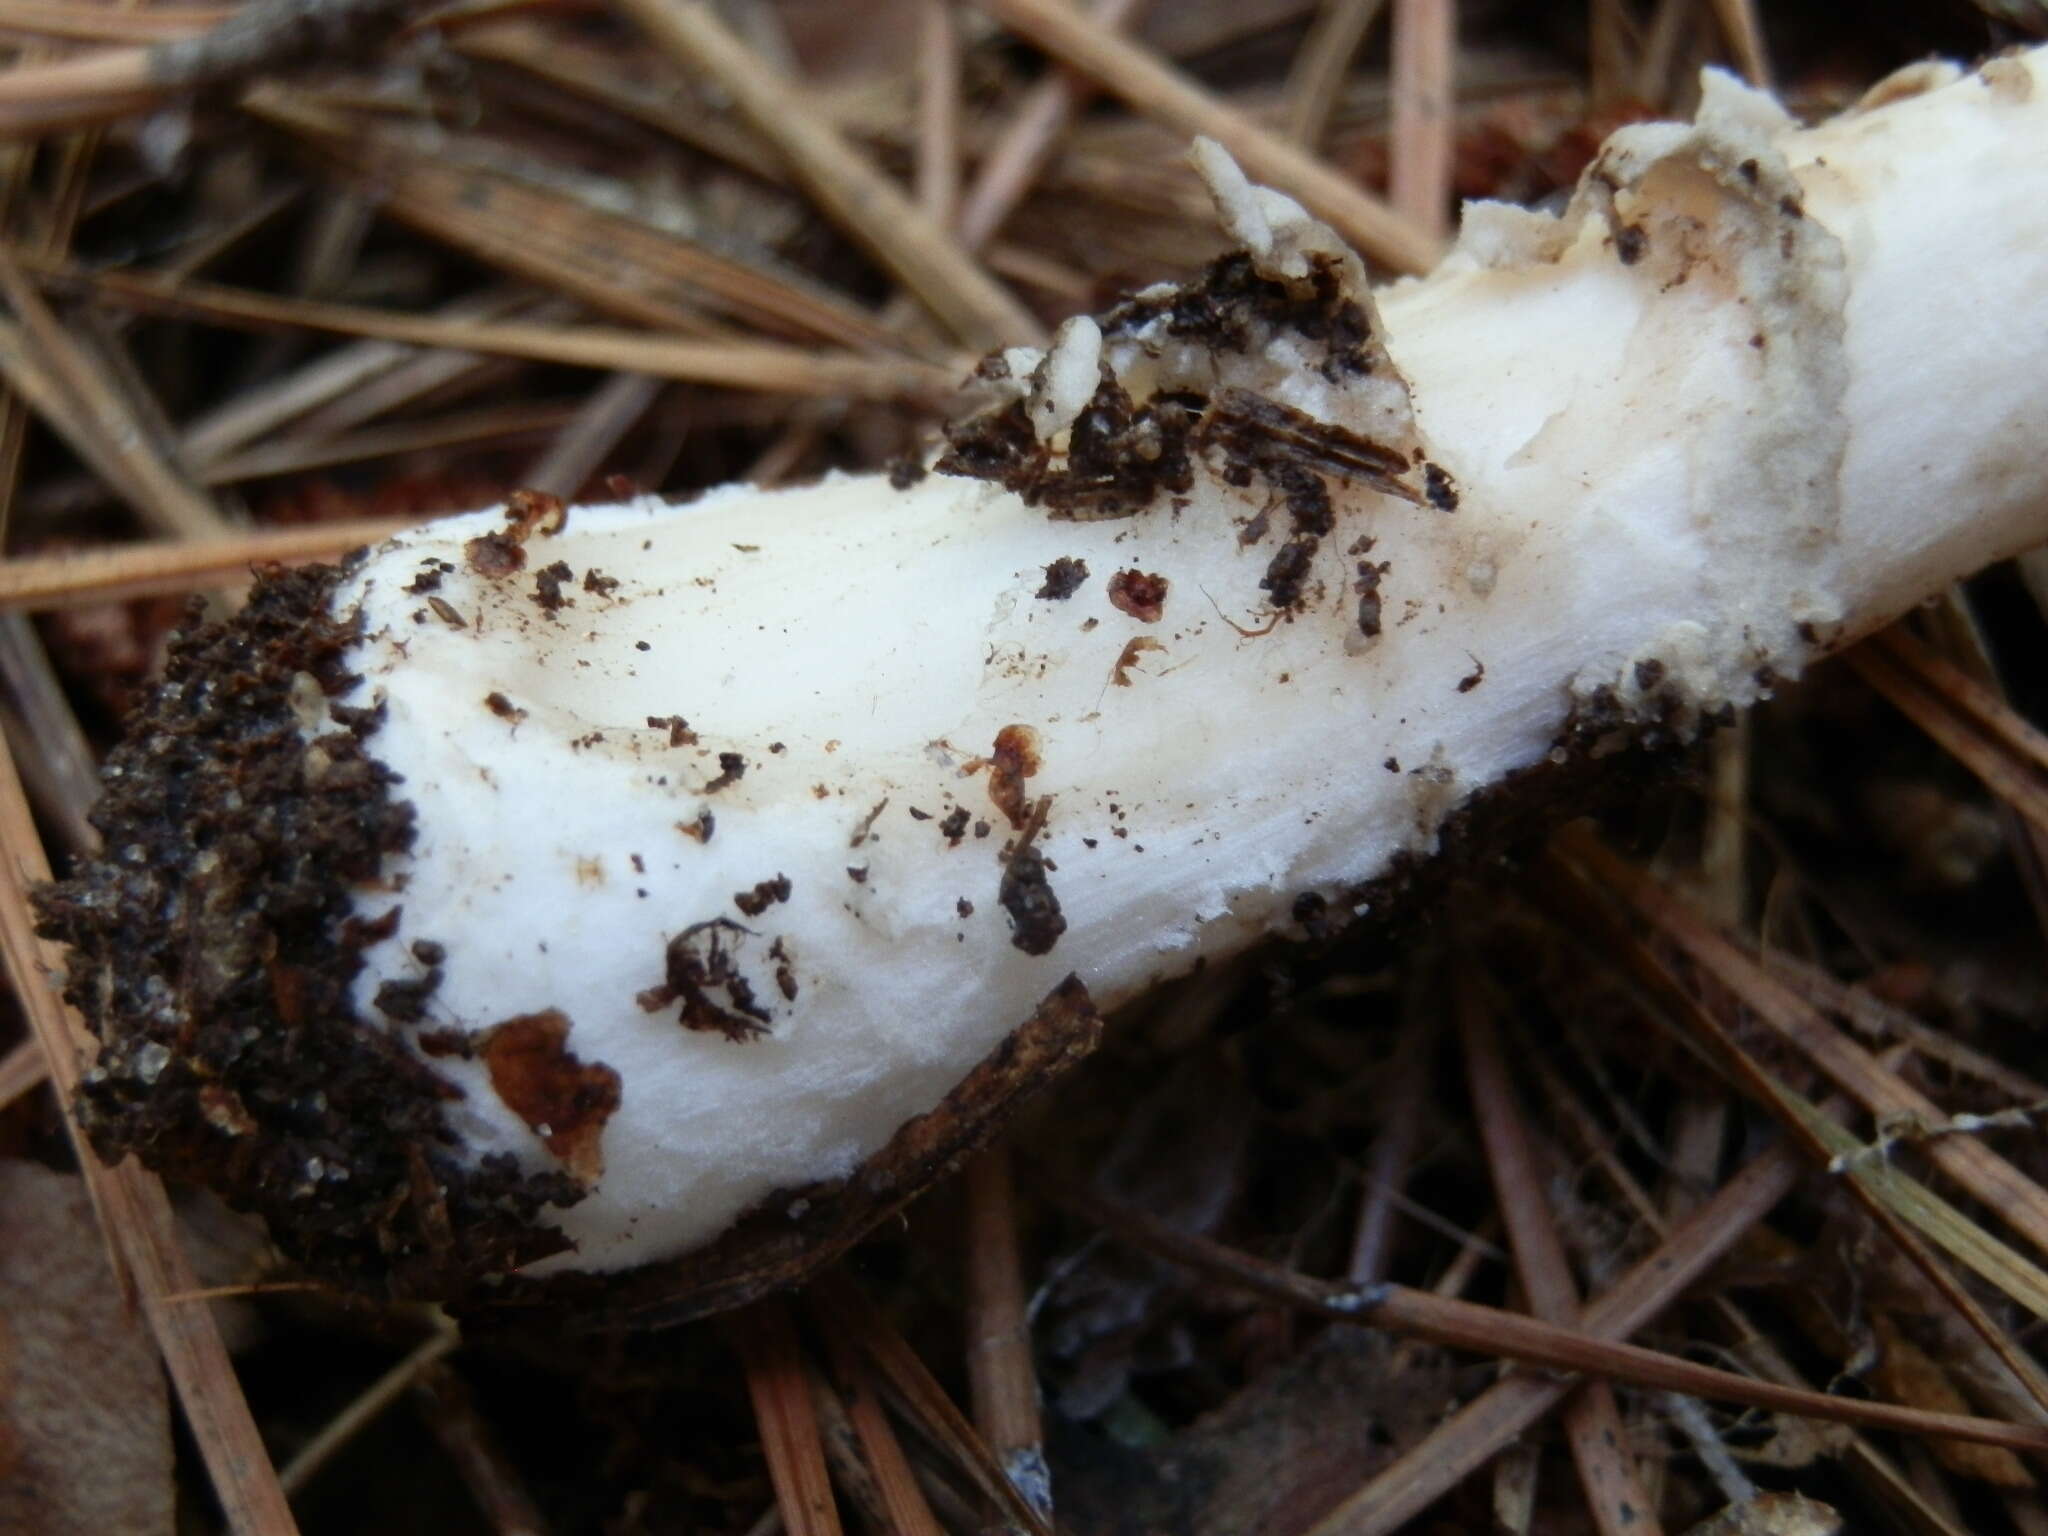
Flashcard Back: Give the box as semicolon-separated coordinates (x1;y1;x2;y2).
1565;830;2048;1273
730;1299;844;1536
0;249;227;539
963;1145;1049;1516
203;402;581;486
1284;0;1391;149
954;0;1150;251
0;0;429;136
984;0;1445;274
35;264;964;401
1388;0;1456;245
254;98;908;353
1057;1172;2048;1454
1707;0;1771;89
1867;624;2048;777
0;732;300;1534
808;1271;1056;1536
1849;642;2048;840
413;1362;555;1536
0;1032;46;1107
617;0;1043;351
1307;1135;1802;1535
1543;845;2048;1417
523;373;664;500
279;1323;460;1496
0;516;410;611
914;0;960;227
0;1;232;45
1459;980;1663;1536
817;1328;946;1536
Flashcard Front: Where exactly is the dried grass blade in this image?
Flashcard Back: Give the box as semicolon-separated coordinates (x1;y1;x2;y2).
617;0;1042;350
730;1298;844;1536
984;0;1444;273
0;732;300;1533
1707;0;1770;87
450;23;784;183
914;0;960;225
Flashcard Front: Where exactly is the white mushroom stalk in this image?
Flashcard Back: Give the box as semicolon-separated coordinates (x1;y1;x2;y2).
39;51;2048;1312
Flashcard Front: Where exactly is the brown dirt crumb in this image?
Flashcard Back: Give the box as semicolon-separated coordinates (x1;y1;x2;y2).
733;874;792;917
987;724;1043;829
1108;569;1169;623
479;1009;620;1183
1038;557;1090;600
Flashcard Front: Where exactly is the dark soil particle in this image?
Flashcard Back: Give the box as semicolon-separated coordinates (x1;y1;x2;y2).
637;919;773;1042
533;560;575;615
999;843;1066;956
733;874;792;918
1356;561;1387;638
484;691;525;722
887;456;928;489
1261;540;1317;608
1614;223;1647;264
939;807;971;845
402;559;450;596
32;563;583;1300
1422;462;1459;512
934;378;1200;520
1101;250;1377;381
704;752;746;792
769;937;798;1002
465;530;526;578
374;965;443;1023
581;567;619;597
1037;556;1090;600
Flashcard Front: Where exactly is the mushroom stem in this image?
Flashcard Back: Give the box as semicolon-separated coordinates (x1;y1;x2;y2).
37;50;2048;1304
